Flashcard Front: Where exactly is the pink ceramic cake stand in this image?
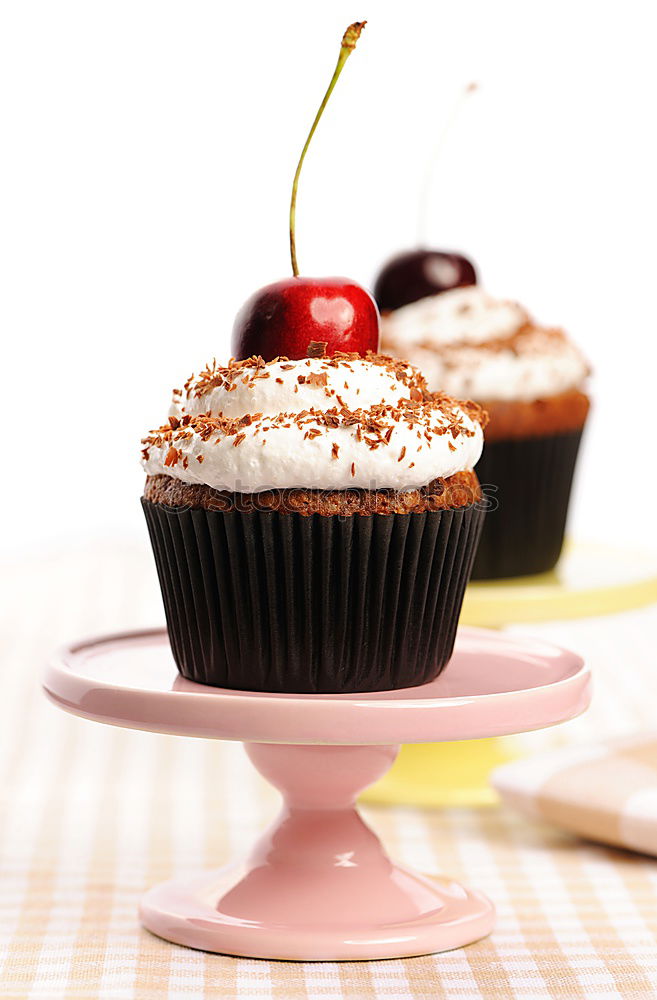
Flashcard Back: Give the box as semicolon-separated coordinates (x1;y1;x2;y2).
43;626;590;961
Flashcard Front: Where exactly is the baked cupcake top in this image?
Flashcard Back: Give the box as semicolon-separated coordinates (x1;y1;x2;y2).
380;286;590;402
141;353;486;493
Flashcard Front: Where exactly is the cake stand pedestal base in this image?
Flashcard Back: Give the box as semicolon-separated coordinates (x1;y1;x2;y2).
43;626;590;961
141;743;493;959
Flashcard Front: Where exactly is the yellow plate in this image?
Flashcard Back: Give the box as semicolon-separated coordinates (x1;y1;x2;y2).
461;540;657;627
363;542;657;808
363;738;520;808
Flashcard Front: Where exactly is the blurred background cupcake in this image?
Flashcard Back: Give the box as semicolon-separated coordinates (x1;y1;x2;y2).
141;351;487;693
374;255;590;579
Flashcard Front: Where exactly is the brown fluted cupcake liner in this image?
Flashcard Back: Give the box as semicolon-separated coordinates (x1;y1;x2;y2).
471;428;584;580
142;499;485;693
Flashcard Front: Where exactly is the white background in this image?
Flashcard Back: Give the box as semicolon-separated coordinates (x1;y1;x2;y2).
1;0;655;555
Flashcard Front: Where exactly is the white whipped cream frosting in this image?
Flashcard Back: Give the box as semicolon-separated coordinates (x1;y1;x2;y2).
381;286;589;402
141;356;484;493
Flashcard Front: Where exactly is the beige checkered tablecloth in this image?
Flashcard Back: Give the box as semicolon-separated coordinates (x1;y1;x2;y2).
2;542;657;999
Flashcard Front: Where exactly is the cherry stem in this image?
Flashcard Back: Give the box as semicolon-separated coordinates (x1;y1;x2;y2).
417;82;478;246
289;21;366;277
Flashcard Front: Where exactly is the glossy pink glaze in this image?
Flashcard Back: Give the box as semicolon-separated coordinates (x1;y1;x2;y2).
43;627;590;744
140;743;494;959
42;626;590;960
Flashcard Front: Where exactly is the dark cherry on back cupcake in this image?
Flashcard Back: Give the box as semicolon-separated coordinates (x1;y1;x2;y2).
373;249;477;314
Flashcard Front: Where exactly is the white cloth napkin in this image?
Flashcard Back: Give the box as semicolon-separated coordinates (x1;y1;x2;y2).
492;733;657;856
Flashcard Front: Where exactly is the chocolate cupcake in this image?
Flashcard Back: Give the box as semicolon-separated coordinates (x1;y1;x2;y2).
141;352;487;692
380;286;590;579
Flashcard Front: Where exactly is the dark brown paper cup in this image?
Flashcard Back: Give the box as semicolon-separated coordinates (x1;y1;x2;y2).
472;428;584;580
142;499;484;693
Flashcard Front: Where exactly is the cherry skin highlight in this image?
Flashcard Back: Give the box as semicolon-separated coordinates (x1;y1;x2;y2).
231;276;380;361
374;250;477;313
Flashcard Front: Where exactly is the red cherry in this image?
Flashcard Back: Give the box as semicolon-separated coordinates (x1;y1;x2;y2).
232;276;379;361
374;250;477;313
231;24;375;362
